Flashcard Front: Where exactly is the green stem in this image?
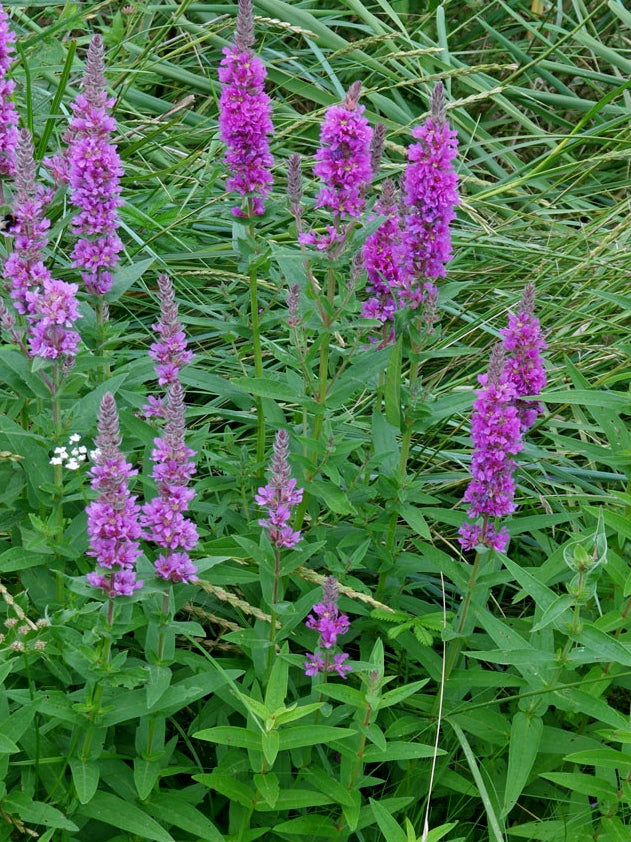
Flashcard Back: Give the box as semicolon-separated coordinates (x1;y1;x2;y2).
267;546;282;672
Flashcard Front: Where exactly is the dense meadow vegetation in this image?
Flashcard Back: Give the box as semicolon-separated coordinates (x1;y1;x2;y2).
0;0;630;840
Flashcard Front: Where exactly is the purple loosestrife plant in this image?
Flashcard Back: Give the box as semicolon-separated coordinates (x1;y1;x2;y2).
218;0;274;218
304;577;352;679
0;3;18;178
255;429;303;549
300;81;374;251
51;34;123;296
501;283;547;432
399;82;459;309
4;129;80;362
86;393;143;597
458;345;523;553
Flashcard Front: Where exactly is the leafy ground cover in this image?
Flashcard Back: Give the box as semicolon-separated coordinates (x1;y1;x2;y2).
0;1;630;840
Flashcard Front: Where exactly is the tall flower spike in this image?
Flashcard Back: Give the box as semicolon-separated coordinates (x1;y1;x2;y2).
86;393;143;597
304;577;352;679
218;0;274;217
361;178;403;335
142;381;199;584
0;3;18;177
4;129;80;361
255;429;303;548
458;345;523;554
399;81;459;309
307;82;373;223
51;34;124;295
500;283;547;432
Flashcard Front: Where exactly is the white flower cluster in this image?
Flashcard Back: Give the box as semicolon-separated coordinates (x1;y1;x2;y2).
50;434;88;470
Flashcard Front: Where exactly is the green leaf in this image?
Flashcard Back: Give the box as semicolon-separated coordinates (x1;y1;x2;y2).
134;757;162;801
274;702;323;726
571;624;631;666
149;794;225;842
0;548;47;573
531;595;575;632
423;822;459;842
363;741;440;762
397;503;431;539
272;815;339;837
262;730;279;767
385;336;402;427
379;679;430;709
193;726;261;751
69;758;100;804
278;725;356;750
254;773;279;808
315;683;366;707
308;479;357;515
539;772;617;800
107;257;155;302
265;650;288;712
3;793;78;832
502;712;543;817
565;748;631;769
193;773;255;808
78;792;175;841
369;798;407;842
147;665;172;709
0;734;19;753
233;376;303;404
254;789;334;812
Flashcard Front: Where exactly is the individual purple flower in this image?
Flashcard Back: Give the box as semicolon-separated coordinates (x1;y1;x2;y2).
304;577;352;679
3;129;81;360
500;283;547;432
86;393;143;597
361;178;403;333
50;34;123;295
255;429;303;548
300;81;373;251
399;82;459;308
0;3;18;176
141;381;199;584
218;0;274;217
458;345;522;554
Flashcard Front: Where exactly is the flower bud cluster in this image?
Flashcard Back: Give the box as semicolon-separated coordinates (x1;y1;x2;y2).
304;577;352;679
255;430;303;548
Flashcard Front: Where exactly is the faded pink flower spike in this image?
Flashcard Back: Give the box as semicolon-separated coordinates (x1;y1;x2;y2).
255;429;303;548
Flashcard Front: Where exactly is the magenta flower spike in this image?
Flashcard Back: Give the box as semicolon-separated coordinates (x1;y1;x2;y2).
4;129;80;361
399;82;459;309
501;283;547;432
51;34;123;295
0;3;18;177
142;381;199;585
218;0;274;217
255;429;303;548
361;178;403;332
86;393;143;597
300;81;373;250
304;577;352;679
458;345;523;554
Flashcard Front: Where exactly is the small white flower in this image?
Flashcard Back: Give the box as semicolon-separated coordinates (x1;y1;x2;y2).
66;459;81;471
69;434;81;443
89;448;101;462
50;456;63;466
77;446;87;455
53;446;68;458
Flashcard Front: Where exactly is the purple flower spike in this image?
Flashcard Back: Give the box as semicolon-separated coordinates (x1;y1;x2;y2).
304;577;352;679
458;345;522;554
4;129;81;361
300;81;373;252
50;34;124;295
0;3;18;176
142;381;199;585
147;273;194;389
500;283;547;432
361;178;403;331
218;0;274;217
399;82;459;308
255;429;303;548
86;393;143;597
